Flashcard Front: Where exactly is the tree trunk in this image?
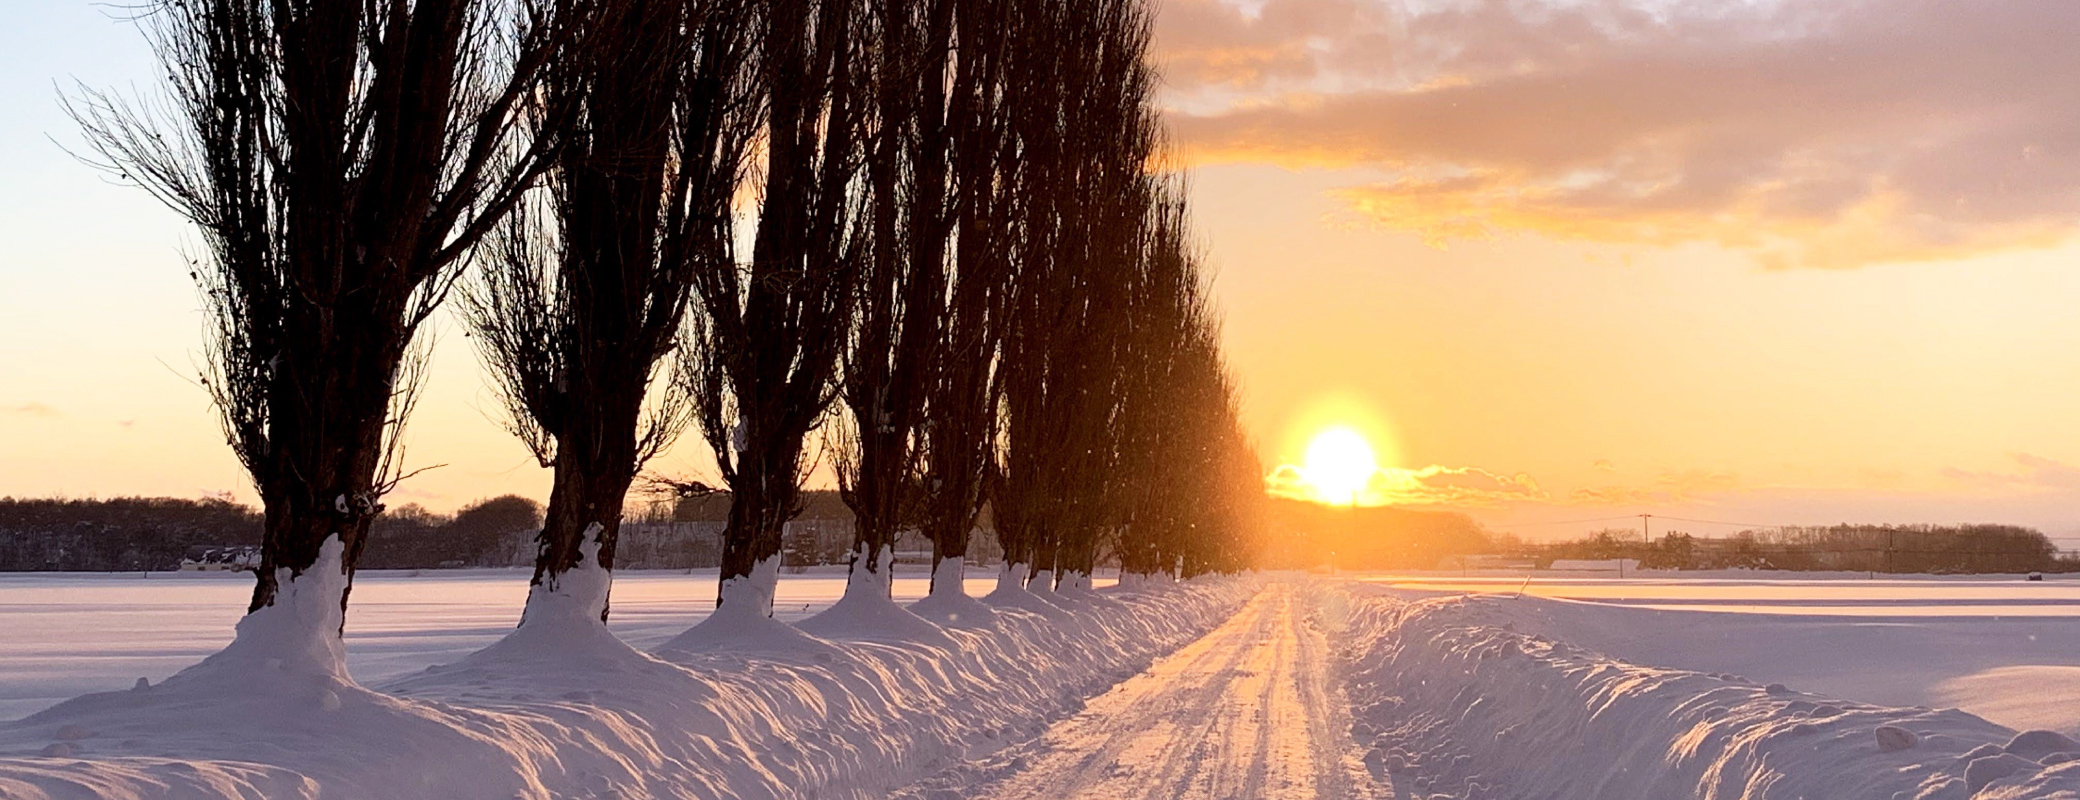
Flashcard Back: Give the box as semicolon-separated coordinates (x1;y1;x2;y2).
523;428;638;625
716;437;804;615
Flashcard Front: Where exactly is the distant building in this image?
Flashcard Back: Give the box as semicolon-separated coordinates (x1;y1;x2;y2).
180;545;260;571
1546;558;1640;574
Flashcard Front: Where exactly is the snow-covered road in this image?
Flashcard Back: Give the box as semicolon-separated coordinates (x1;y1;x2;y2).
900;581;1381;800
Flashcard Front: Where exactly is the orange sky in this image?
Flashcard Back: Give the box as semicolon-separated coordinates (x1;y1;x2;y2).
4;0;2080;542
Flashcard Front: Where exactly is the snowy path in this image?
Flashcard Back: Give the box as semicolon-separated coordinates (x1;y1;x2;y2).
900;581;1382;800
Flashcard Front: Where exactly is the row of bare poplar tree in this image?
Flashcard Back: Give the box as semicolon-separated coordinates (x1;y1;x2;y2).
77;0;1262;652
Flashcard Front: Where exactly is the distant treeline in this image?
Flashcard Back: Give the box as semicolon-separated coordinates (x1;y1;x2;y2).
1265;498;1493;570
0;497;260;572
1261;504;2080;575
0;496;542;572
356;497;544;570
1537;524;2080;574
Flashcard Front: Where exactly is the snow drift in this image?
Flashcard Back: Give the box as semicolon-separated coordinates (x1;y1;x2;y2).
1337;586;2080;800
0;575;1257;799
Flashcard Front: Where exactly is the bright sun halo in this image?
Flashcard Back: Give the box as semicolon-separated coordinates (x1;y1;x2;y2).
1302;427;1378;505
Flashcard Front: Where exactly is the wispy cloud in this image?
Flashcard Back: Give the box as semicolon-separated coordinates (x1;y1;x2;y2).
1942;453;2080;492
8;402;60;418
1267;462;1547;506
1158;0;2080;267
1570;469;1741;506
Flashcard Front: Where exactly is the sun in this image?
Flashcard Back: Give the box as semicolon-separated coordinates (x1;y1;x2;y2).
1301;426;1378;506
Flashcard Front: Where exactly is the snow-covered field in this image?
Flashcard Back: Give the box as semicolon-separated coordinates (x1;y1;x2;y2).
1361;572;2080;736
1339;575;2080;799
0;569;1239;799
6;569;2080;798
0;566;1105;722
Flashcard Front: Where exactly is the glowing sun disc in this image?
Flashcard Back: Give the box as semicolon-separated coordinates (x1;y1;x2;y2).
1302;427;1377;505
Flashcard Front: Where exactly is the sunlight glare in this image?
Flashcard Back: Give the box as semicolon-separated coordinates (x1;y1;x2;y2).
1302;427;1378;505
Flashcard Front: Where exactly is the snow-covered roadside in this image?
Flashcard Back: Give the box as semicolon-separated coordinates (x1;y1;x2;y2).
1336;585;2080;800
0;575;1257;799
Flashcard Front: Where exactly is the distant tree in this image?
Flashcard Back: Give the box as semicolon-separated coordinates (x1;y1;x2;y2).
1265;500;1492;570
360;504;449;570
446;495;544;565
1541;523;2075;574
1639;532;1696;570
71;0;569;673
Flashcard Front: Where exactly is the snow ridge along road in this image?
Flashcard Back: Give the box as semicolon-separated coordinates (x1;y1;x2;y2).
897;580;1382;800
0;576;1260;799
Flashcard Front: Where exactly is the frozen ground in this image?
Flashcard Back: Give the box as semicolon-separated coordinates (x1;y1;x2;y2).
1362;573;2080;735
0;566;1090;721
1336;583;2080;799
896;582;1380;800
6;570;2080;798
0;571;1239;799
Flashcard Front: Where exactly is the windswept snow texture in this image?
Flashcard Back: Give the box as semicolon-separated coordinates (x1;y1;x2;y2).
1340;584;2080;799
897;581;1381;800
0;575;1248;799
1366;574;2080;736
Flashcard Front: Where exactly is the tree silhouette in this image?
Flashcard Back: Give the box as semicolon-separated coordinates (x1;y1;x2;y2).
72;0;569;659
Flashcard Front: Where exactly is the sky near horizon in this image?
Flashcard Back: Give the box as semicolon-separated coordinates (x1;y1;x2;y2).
3;0;2079;541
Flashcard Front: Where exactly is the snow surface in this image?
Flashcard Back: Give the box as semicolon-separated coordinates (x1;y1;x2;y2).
0;570;1248;799
0;566;1109;721
897;576;2080;799
795;545;952;645
1337;581;2080;799
516;523;612;627
896;580;1380;799
8;570;2080;798
1366;573;2080;735
910;558;999;628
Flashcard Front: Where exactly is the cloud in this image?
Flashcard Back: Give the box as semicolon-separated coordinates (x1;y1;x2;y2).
1266;462;1547;506
1570;469;1741;506
1157;0;2080;267
8;402;60;418
1265;458;1756;510
1942;453;2080;492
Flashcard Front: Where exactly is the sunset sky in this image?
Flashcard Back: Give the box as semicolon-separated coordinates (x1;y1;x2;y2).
3;0;2079;541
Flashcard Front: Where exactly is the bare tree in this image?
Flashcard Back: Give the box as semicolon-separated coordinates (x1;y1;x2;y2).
810;0;1018;629
991;0;1159;595
818;0;938;615
72;0;564;674
681;0;870;618
465;0;762;628
1114;183;1204;581
914;0;1017;616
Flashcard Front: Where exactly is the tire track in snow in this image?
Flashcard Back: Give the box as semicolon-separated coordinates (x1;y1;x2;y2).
896;581;1384;800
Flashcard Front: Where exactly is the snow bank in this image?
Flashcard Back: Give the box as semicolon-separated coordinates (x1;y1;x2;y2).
0;574;1256;799
910;559;998;628
1338;586;2080;799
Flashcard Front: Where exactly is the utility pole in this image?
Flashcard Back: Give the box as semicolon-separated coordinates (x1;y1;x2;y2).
1628;513;1651;578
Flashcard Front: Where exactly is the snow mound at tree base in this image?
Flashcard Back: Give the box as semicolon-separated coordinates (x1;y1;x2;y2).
1341;587;2080;800
909;587;1000;628
0;576;1259;799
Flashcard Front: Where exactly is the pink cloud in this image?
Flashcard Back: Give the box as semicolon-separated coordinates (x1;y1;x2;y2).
1158;0;2080;267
